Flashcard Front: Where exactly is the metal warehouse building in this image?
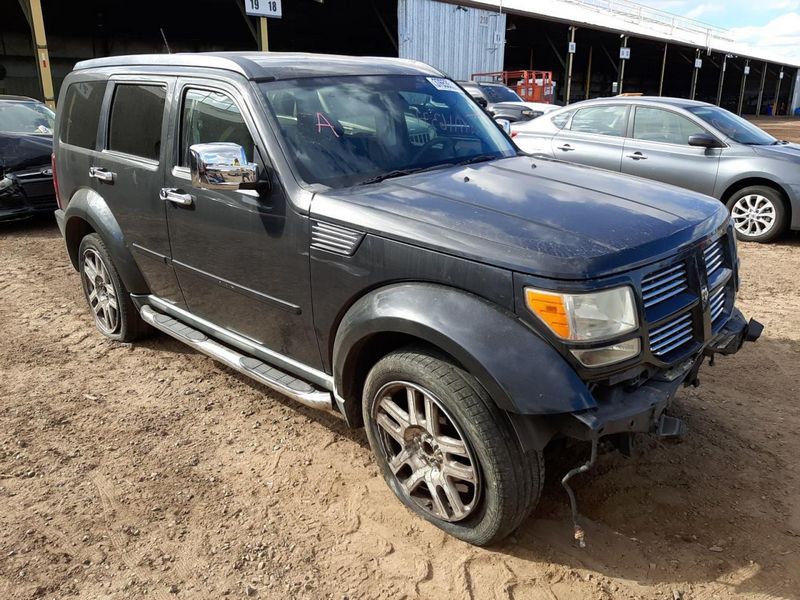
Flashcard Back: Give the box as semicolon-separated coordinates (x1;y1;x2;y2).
4;0;799;115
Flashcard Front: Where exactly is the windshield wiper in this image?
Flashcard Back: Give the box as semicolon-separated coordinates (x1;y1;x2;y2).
454;154;499;166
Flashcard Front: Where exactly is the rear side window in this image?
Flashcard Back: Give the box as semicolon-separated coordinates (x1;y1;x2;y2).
569;105;628;137
60;81;106;149
108;84;166;161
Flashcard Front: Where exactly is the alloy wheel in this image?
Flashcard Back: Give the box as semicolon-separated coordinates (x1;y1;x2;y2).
81;248;119;334
731;194;777;238
372;381;481;522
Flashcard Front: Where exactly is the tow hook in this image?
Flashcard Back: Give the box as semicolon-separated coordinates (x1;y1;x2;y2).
561;436;598;548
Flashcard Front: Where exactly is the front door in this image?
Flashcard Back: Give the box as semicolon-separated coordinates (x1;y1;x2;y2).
551;104;629;172
88;77;185;306
162;80;322;369
621;105;721;197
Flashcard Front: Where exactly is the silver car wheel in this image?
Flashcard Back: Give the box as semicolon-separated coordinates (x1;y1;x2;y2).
372;381;481;523
731;194;777;238
81;248;119;334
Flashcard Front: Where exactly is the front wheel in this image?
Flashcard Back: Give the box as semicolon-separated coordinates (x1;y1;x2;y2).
726;185;787;243
362;348;543;546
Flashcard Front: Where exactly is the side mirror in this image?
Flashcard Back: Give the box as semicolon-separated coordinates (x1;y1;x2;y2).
189;142;258;191
494;117;512;136
688;133;722;149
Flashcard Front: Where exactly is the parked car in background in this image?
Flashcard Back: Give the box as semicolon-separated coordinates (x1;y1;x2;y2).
0;95;57;222
54;53;760;546
512;97;800;243
459;80;555;122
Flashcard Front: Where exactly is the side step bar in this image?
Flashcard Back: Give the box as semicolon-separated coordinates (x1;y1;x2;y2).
140;305;336;413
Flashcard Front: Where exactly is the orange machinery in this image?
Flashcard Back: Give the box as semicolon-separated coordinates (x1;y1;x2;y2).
471;70;555;104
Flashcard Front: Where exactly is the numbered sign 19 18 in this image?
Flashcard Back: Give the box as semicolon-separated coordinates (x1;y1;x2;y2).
245;0;282;18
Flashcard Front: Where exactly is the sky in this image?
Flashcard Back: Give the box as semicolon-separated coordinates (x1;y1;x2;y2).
634;0;800;61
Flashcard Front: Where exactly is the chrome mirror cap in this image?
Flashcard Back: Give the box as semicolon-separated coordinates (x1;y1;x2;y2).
189;142;258;191
494;117;512;136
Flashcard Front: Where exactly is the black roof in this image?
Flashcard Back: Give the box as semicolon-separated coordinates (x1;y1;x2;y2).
74;52;442;81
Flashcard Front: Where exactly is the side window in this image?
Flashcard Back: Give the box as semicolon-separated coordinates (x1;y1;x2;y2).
569;105;628;137
60;81;107;149
551;110;574;129
633;107;705;145
108;84;166;160
179;89;254;167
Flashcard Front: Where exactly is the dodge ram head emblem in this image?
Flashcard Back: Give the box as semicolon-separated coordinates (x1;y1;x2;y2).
701;285;709;307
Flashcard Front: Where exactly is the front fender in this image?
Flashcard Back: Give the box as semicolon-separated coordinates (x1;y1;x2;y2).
333;282;596;416
63;187;149;294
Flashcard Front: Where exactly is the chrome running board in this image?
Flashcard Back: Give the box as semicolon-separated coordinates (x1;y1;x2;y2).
140;304;336;413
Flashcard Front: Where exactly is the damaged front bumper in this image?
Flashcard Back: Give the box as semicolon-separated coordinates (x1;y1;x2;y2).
557;308;762;546
561;308;762;444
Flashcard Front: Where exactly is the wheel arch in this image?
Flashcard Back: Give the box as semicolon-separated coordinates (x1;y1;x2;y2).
332;282;596;427
63;187;150;294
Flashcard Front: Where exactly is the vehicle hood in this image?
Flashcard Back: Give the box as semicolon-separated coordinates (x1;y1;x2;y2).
311;155;728;279
0;132;53;174
751;141;800;162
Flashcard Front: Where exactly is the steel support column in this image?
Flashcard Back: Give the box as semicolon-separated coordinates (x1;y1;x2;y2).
658;43;668;96
690;49;701;100
773;67;784;115
617;36;628;95
716;54;727;106
585;46;593;100
258;16;269;51
22;0;55;108
756;62;768;116
737;59;749;115
565;27;576;105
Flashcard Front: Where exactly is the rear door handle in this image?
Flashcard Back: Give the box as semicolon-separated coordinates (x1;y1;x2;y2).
89;166;115;182
159;188;194;206
556;144;575;152
626;152;648;160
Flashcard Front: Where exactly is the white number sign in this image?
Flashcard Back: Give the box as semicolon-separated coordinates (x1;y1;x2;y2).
619;47;631;60
245;0;282;18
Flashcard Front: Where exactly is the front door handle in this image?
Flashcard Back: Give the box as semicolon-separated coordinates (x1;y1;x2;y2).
626;152;648;160
89;166;115;182
556;144;575;152
159;188;194;206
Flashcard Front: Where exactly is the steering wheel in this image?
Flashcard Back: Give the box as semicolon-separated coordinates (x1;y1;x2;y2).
411;136;455;163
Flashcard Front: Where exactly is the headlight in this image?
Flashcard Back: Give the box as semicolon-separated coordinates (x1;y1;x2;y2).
571;339;641;368
524;286;638;341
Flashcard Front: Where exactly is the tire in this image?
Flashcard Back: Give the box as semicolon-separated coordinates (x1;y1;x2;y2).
726;185;787;243
78;233;148;342
362;347;543;546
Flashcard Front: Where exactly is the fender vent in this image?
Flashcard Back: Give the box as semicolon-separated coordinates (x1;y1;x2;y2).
311;221;364;256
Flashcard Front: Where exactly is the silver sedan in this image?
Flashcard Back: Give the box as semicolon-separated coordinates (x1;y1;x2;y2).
512;97;800;243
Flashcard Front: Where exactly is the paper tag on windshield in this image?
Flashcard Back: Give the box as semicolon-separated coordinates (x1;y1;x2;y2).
426;77;461;92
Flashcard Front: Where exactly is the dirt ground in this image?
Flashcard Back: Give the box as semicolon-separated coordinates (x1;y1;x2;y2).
2;121;800;600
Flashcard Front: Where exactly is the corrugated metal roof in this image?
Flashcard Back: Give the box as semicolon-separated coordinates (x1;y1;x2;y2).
454;0;800;68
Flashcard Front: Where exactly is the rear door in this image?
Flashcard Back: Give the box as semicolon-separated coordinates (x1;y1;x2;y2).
550;104;629;171
621;105;722;196
89;76;185;307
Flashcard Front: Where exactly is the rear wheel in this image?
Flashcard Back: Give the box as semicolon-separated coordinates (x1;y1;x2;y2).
363;348;543;546
726;185;787;243
78;233;148;342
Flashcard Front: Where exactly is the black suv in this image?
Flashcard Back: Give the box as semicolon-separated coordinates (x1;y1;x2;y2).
54;53;760;546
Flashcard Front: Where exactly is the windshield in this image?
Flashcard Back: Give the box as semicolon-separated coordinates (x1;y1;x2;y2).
481;85;523;103
260;75;516;188
0;101;55;134
687;106;776;145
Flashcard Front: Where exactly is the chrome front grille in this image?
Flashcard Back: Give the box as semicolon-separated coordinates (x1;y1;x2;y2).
704;239;724;278
710;287;726;323
641;263;689;309
649;312;694;357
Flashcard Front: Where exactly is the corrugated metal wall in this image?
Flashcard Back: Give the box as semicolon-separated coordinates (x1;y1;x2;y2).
398;0;506;81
